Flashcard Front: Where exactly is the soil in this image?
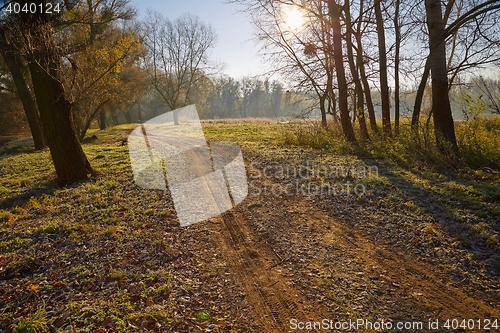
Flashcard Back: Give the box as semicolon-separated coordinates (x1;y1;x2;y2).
196;158;500;332
1;134;498;332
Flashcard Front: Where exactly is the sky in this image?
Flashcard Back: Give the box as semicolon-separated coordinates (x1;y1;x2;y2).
131;0;269;79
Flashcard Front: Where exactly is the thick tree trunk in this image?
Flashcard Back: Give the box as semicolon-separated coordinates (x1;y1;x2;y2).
29;60;93;183
374;0;391;136
0;40;46;150
425;0;458;150
328;0;356;142
23;6;93;184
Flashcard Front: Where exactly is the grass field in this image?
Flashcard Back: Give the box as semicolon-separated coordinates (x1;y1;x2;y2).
0;120;499;332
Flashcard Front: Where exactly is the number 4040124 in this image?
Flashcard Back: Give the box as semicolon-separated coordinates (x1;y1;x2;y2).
5;2;61;14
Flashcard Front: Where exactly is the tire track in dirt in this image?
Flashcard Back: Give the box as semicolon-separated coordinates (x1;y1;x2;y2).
211;208;329;332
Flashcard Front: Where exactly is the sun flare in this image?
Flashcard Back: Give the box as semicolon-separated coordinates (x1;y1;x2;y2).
284;7;305;31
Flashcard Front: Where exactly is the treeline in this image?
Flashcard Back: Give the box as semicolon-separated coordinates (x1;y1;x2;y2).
234;0;500;148
0;73;318;134
3;61;498;135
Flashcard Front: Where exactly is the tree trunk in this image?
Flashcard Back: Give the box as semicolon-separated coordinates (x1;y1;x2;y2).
355;0;378;135
0;38;46;150
394;0;401;135
411;59;431;130
320;91;327;128
358;51;378;135
328;0;356;142
328;90;339;123
78;100;110;141
23;6;93;184
425;0;458;150
345;2;369;140
326;69;339;122
123;111;132;123
29;60;93;183
374;0;391;136
98;110;106;130
173;109;180;125
110;110;119;125
351;91;357;123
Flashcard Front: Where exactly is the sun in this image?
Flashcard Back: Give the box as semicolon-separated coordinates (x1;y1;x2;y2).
284;7;305;31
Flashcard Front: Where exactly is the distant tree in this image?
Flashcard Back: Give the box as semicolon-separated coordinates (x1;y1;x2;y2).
66;28;145;139
0;20;45;149
207;76;241;118
0;58;27;134
463;76;500;116
142;11;217;124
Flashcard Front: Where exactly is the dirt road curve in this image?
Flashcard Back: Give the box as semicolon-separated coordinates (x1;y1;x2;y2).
208;169;499;332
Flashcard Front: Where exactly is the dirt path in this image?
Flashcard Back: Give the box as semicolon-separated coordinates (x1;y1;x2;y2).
207;168;499;332
211;207;329;332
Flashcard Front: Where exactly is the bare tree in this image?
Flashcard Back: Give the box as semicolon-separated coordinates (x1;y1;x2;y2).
0;27;46;149
412;0;500;137
425;0;500;150
328;0;356;142
344;0;369;140
142;11;217;125
374;0;391;136
242;0;337;126
393;0;401;135
355;0;379;135
426;0;457;149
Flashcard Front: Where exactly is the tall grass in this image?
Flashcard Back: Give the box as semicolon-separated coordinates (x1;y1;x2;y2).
281;120;353;154
280;116;500;170
456;116;500;168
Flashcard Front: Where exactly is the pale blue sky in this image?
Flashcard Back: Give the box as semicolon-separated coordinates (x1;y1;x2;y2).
131;0;268;79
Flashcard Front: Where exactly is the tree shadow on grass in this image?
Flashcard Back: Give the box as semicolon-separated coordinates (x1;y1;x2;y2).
352;147;500;276
0;178;92;210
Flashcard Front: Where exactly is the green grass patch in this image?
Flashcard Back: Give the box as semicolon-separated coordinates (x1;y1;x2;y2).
0;121;498;331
